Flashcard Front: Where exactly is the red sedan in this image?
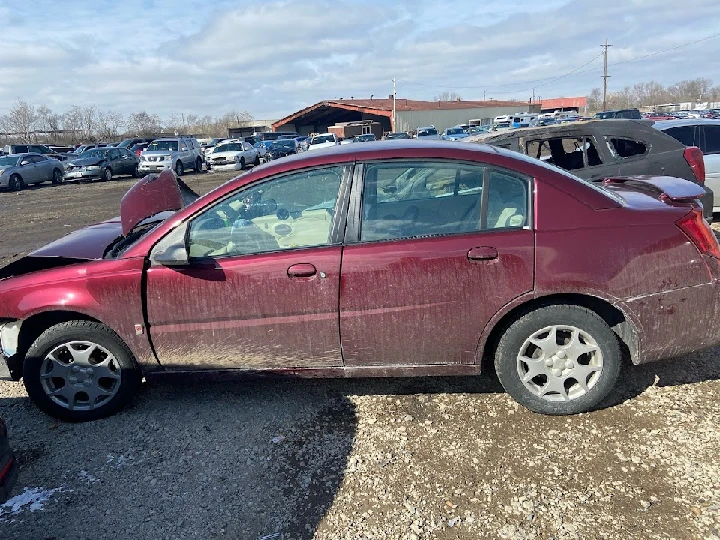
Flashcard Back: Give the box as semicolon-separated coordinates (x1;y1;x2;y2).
1;141;719;420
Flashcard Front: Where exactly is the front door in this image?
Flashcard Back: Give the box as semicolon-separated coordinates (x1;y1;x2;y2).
340;160;535;366
145;164;351;369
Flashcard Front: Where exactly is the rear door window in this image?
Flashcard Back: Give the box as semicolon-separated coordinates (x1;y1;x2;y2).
525;138;588;170
700;125;720;155
663;125;696;147
606;138;648;158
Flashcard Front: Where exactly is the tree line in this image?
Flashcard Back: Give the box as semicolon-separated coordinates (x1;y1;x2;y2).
0;101;254;144
587;77;720;112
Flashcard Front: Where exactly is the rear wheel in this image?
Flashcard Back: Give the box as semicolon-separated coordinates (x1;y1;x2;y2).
195;158;203;173
23;321;142;422
9;174;25;191
132;164;140;178
254;153;260;166
494;304;621;415
51;168;63;184
175;161;184;176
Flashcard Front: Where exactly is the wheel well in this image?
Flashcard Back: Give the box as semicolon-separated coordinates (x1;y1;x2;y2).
16;311;99;361
481;294;637;372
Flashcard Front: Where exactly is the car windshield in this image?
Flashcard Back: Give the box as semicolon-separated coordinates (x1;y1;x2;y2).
81;148;110;159
418;128;438;136
215;143;241;152
446;128;464;135
272;140;295;148
310;135;335;144
118;139;137;148
147;141;179;152
594;112;614;119
0;156;20;166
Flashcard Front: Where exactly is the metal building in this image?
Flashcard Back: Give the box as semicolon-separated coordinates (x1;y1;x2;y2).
272;98;530;135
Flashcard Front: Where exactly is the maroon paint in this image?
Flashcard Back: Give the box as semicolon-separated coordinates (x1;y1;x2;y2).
120;170;184;235
339;230;534;366
145;247;342;369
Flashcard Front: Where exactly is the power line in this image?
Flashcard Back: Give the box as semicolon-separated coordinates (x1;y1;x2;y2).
396;31;720;95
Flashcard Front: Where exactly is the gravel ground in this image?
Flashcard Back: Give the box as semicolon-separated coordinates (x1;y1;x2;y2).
0;172;719;539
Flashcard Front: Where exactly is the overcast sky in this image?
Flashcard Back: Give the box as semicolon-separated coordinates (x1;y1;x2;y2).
1;0;719;120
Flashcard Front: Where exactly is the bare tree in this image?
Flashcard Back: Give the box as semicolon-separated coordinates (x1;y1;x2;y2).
433;91;462;102
3;100;38;142
126;111;162;136
96;111;125;140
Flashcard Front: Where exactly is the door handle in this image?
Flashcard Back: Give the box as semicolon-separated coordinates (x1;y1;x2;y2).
467;246;498;261
287;263;317;278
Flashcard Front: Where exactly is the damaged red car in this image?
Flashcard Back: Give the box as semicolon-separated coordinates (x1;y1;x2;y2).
2;140;720;421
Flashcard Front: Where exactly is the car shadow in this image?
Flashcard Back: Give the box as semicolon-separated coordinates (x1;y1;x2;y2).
0;378;357;540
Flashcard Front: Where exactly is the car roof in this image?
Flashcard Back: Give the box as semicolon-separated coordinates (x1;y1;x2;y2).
652;118;720;129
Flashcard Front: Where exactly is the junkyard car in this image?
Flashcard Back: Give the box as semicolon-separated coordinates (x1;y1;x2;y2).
267;139;299;160
64;147;140;181
139;137;203;176
307;133;339;151
2;144;73;162
441;127;470;141
0;153;64;190
416;126;440;139
1;141;720;421
0;417;18;503
653;119;720;212
206;141;260;171
468;119;714;221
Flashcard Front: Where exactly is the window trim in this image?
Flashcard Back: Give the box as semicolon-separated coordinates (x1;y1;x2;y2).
348;158;533;246
186;163;354;261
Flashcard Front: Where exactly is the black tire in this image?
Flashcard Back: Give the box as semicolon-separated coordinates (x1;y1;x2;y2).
254;154;260;166
175;161;184;176
103;167;113;182
494;304;621;415
132;164;140;178
23;321;142;422
9;174;25;191
195;158;203;173
239;157;246;170
51;168;63;184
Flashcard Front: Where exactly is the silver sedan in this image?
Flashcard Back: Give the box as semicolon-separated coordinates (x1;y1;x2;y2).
0;153;65;191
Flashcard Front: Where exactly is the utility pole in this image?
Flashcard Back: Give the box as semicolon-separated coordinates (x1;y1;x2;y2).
601;39;612;111
392;78;397;132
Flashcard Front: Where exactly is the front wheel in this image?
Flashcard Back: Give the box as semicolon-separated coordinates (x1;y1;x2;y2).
175;161;184;176
195;158;203;173
103;167;113;182
132;164;140;178
494;304;621;415
23;321;142;422
9;174;25;191
239;157;246;170
52;168;63;184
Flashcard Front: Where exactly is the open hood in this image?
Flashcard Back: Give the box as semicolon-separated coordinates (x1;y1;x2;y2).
120;170;197;236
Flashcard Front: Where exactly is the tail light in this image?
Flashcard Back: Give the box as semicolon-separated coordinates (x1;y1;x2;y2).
683;146;706;183
676;208;720;258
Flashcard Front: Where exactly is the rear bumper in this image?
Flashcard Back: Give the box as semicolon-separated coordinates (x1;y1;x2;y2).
701;185;714;222
625;280;720;364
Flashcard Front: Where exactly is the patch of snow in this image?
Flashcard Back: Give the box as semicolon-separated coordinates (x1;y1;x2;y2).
0;486;65;520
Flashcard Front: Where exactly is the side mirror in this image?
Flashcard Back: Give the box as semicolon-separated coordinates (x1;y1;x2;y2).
19;160;29;166
149;222;189;267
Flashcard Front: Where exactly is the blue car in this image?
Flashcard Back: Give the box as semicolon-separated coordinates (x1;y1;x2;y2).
441;127;470;141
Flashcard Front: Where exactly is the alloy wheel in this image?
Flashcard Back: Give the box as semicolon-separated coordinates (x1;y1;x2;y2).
39;341;122;411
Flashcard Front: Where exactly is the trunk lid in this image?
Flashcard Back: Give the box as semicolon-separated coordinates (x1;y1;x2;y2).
601;175;706;210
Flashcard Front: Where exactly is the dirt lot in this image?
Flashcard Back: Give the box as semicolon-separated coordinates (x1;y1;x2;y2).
0;172;719;539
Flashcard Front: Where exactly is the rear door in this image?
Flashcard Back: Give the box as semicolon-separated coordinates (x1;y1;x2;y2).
699;124;720;210
340;160;535;367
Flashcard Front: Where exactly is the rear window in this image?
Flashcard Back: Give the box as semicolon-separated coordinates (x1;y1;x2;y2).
663;125;696;147
606;138;648;158
702;125;720;155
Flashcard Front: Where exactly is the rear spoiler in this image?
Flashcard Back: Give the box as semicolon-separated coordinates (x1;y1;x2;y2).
602;175;705;202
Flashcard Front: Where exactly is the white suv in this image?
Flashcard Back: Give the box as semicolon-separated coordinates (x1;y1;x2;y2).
139;137;203;176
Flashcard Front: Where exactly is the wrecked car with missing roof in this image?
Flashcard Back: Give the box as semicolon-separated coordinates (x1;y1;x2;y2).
1;141;720;422
467;119;713;222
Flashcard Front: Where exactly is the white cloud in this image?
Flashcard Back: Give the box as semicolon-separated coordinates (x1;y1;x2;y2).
0;0;719;120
